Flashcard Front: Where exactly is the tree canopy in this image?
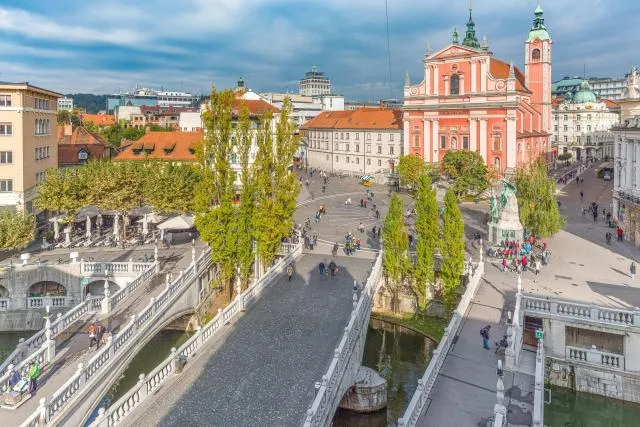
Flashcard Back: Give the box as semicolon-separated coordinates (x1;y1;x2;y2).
382;194;411;290
413;173;440;311
515;158;565;237
0;211;35;250
441;151;492;198
440;189;465;311
397;155;427;190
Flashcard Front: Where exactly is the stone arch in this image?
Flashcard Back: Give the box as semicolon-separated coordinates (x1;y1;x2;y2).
86;280;119;297
28;281;66;297
0;284;8;298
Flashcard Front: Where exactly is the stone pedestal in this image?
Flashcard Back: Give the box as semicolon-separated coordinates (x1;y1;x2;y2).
338;366;387;413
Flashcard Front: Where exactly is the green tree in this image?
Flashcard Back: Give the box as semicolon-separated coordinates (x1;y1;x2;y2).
515;158;565;237
397;155;426;191
70;114;82;128
557;152;572;165
195;87;238;298
35;168;88;223
441;151;490;198
252;98;300;268
235;106;256;290
143;161;199;213
382;194;410;311
413;173;439;312
57;110;70;125
0;211;35;250
440;189;465;311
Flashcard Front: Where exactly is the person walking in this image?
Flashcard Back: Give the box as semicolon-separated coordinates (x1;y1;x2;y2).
535;259;541;275
480;325;491;350
95;324;106;350
88;323;97;348
631;262;636;280
617;227;624;241
287;264;294;281
28;360;40;395
501;257;508;273
580;190;584;200
329;260;337;277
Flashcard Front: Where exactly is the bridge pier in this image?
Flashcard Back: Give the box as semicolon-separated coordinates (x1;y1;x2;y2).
338;366;387;413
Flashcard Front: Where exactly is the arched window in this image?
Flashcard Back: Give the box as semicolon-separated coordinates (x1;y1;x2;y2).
532;49;541;61
494;157;501;172
450;74;460;95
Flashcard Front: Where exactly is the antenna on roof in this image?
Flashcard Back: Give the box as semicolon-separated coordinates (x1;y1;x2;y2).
583;64;586;79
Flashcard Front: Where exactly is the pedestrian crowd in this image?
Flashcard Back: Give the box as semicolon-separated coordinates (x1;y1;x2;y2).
486;233;549;274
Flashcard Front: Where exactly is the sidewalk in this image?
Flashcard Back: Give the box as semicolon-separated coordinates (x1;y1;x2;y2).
417;264;534;427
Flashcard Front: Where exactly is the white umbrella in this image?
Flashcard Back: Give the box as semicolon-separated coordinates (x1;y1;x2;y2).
85;216;91;238
113;214;120;240
157;215;195;231
53;218;60;241
142;214;149;235
64;227;71;245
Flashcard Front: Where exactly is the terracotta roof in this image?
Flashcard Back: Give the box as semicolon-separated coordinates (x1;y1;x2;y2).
552;97;564;108
80;113;116;126
57;125;116;165
114;131;203;162
302;108;402;130
232;99;279;116
602;98;620;109
489;59;530;93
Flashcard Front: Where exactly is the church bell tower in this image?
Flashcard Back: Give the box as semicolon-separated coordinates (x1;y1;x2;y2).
524;3;552;135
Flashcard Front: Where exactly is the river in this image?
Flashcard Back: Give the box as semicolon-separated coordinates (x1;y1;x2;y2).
333;318;437;427
0;331;36;360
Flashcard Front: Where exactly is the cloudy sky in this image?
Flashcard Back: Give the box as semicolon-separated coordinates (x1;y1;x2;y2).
0;0;638;100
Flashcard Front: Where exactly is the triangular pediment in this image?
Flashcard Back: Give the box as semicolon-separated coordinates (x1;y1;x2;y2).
429;44;483;60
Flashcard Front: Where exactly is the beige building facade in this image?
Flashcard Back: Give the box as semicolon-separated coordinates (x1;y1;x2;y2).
0;82;62;214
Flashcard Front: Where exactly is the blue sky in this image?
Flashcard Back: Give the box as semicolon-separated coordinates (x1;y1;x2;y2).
0;0;638;100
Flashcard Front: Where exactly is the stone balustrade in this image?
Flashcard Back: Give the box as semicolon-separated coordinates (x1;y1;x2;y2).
27;296;71;310
532;339;545;427
566;345;624;370
303;252;384;427
522;294;638;328
397;257;485;427
89;243;303;427
80;261;154;277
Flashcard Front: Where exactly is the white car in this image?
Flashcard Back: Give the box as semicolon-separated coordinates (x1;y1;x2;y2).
603;172;612;181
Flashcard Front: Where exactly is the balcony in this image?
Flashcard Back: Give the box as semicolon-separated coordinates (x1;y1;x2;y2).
566;345;624;370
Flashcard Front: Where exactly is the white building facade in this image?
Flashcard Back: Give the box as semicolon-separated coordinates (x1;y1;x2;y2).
179;111;203;131
553;81;619;162
57;97;73;112
299;66;332;96
303;108;403;176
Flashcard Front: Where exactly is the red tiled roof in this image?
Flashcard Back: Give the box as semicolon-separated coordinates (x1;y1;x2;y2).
114;131;203;162
489;59;530;93
302;108;402;130
602;99;620;109
552;97;564;108
80;113;116;126
57;125;116;165
232;99;280;116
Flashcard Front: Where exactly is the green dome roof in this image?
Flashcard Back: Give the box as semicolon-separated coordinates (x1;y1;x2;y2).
527;3;551;41
572;81;598;104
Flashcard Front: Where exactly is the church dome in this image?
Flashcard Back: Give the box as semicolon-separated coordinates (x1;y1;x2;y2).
572;81;598;104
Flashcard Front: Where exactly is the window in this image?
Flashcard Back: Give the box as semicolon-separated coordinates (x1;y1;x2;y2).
367;133;371;140
450;137;458;150
335;143;339;151
587;114;592;120
563;115;568;121
355;144;360;152
492;136;501;151
377;145;382;154
0;123;12;135
355;133;359;140
0;95;10;106
564;136;568;142
366;144;371;153
577;136;581;144
577;125;581;132
335;156;339;162
413;134;420;148
0;179;12;192
389;146;394;155
389;134;394;141
587;125;591;132
346;156;350;163
563;125;568;132
576;114;581;121
345;144;350;152
378;159;382;166
494;157;501;172
356;157;360;164
463;136;469;150
440;135;446;149
367;158;371;165
0;151;12;163
334;133;338;138
36;171;46;183
340;133;344;139
450;74;460;95
587;136;592;144
531;49;541;61
78;151;88;161
554;125;558;132
377;133;382;141
345;133;349;140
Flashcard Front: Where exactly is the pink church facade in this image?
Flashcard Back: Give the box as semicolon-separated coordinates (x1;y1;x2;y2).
402;6;553;175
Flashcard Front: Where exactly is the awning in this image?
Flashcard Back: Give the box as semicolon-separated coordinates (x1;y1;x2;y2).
157;215;195;231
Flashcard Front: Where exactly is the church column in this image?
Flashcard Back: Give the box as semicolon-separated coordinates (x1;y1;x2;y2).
423;118;431;162
479;118;488;163
433;65;439;96
459;74;465;96
471;60;477;93
425;66;432;96
403;118;410;157
506;117;517;169
469;118;477;152
627;142;633;190
480;59;487;92
432;119;440;162
443;76;449;96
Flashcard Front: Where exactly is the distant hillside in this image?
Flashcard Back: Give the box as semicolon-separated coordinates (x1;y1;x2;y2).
65;93;108;113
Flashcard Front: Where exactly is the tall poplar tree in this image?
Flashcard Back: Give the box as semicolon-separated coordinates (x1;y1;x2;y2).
382;194;410;311
413;173;439;312
236;106;256;290
440;189;465;311
253;98;299;267
195;87;238;298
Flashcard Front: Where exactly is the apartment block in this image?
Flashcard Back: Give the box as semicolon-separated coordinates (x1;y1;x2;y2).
0;82;62;215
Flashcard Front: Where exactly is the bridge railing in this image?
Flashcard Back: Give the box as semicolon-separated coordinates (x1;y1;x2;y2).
397;257;485;427
304;250;384;427
0;262;156;385
90;242;302;427
102;261;157;314
81;261;153;277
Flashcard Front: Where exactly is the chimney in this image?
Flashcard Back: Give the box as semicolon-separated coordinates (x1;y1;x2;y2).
64;124;73;136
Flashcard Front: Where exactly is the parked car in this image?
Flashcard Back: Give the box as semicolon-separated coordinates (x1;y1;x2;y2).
603;171;612;181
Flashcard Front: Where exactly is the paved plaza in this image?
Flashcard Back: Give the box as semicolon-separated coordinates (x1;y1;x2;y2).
125;254;375;427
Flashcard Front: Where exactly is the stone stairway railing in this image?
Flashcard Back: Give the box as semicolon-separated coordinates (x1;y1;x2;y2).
18;252;199;427
89;242;303;427
0;261;157;386
397;255;485;427
303;249;383;427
